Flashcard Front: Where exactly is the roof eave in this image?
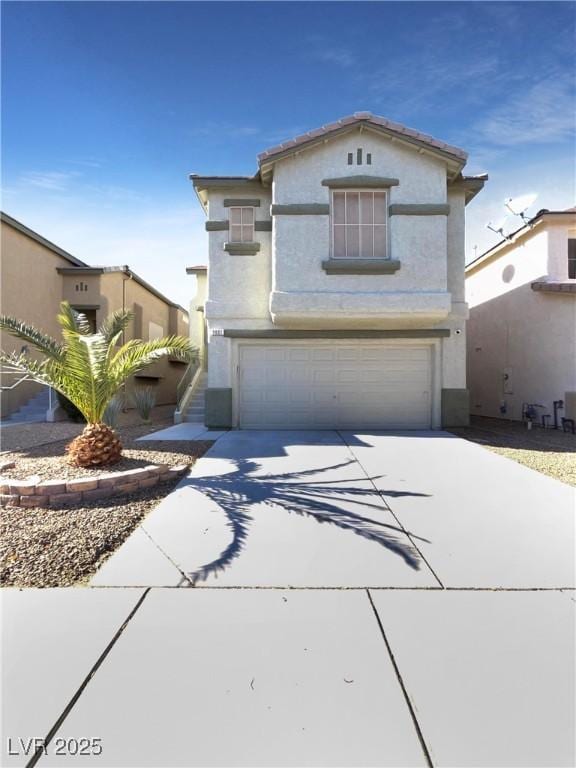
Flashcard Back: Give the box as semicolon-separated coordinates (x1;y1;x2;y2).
449;174;489;205
57;265;188;312
258;120;468;181
1;211;88;267
189;174;263;212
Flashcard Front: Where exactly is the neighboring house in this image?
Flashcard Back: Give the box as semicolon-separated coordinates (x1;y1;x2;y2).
0;212;189;421
465;207;576;424
186;112;486;430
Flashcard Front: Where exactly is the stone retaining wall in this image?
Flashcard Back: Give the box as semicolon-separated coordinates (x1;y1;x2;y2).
0;463;188;508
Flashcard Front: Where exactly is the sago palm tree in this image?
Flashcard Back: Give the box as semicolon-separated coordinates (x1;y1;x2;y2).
0;302;196;467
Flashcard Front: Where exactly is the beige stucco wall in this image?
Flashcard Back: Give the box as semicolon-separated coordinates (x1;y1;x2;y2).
466;217;576;420
270;131;450;326
205;189;272;322
0;223;69;418
201;127;471;403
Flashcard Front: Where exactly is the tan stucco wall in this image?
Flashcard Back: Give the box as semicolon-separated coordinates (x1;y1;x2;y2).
99;273;189;407
1;220;189;418
0;223;69;418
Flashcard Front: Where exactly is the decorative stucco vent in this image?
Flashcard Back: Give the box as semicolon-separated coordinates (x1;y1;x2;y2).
347;149;372;166
75;282;89;292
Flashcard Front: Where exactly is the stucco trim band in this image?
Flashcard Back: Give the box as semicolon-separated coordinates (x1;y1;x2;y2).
205;220;229;231
224;242;261;255
205;388;233;428
388;204;451;216
321;259;401;274
206;220;272;232
531;282;576;294
271;204;330;215
223;199;261;207
223;329;450;339
321;176;400;188
441;388;470;427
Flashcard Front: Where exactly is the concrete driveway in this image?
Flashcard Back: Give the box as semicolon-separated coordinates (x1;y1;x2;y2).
93;429;575;589
3;430;575;767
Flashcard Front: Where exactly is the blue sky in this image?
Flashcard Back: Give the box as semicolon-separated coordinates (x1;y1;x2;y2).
2;1;575;308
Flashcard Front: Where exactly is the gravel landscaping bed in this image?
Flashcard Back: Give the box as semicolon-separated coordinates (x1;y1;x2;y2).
1;438;212;587
0;404;175;453
451;417;576;486
1;419;206;480
1;482;181;587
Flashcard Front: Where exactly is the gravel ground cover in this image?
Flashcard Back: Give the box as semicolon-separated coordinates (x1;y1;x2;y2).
1;431;210;481
1;439;212;587
0;404;175;453
450;417;576;486
1;482;180;587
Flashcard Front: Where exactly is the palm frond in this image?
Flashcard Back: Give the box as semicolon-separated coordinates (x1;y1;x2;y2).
0;316;63;361
60;331;118;422
99;309;133;344
110;336;195;383
0;352;87;415
2;302;195;427
57;302;92;335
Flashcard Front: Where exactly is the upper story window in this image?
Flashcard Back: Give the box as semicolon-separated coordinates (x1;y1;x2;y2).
229;207;254;243
568;238;576;279
331;190;387;259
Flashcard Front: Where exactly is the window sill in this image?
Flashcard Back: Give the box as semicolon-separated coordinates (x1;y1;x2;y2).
321;259;401;274
224;242;260;255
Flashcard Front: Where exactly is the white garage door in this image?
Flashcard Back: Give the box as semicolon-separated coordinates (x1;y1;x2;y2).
239;344;432;429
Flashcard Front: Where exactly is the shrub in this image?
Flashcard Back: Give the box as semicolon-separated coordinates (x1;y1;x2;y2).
131;386;156;423
103;395;124;429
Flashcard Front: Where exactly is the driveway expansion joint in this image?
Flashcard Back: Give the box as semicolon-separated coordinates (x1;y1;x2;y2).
25;589;150;768
337;430;445;589
140;526;194;587
365;589;435;767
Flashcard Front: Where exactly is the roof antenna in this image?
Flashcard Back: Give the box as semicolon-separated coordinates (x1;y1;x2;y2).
486;193;539;240
504;193;538;225
486;215;512;240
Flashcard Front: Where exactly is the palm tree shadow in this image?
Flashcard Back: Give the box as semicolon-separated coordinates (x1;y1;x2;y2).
184;458;430;584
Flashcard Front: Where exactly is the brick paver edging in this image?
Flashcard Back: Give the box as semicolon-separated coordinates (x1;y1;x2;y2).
0;463;189;508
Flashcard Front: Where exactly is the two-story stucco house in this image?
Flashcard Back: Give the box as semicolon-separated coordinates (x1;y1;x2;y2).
465;207;576;424
188;112;486;430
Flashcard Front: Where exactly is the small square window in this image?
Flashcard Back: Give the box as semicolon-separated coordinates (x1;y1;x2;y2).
229;207;254;243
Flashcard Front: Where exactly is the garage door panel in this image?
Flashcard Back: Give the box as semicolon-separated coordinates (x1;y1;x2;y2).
239;344;432;429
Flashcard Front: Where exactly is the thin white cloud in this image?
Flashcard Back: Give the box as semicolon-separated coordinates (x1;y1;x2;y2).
473;75;576;146
314;47;356;69
19;170;80;191
188;121;260;140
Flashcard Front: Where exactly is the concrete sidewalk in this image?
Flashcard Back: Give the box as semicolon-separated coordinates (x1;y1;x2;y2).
3;587;574;767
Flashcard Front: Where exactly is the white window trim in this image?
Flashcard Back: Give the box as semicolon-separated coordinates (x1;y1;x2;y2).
229;207;255;244
330;189;389;259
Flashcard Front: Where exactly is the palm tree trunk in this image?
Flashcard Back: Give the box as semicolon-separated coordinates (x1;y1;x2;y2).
67;423;123;467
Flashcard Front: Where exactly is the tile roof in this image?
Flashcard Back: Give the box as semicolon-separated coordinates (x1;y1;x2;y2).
257;112;468;164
